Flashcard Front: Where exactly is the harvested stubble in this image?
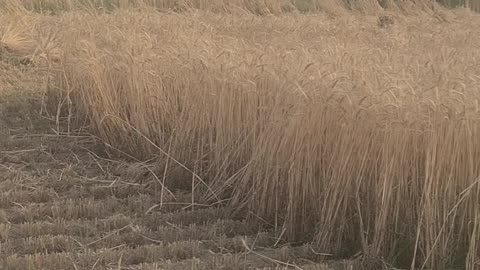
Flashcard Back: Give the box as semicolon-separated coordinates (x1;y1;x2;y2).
2;2;480;269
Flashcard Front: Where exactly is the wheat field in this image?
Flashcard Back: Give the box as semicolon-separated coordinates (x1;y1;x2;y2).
1;0;480;269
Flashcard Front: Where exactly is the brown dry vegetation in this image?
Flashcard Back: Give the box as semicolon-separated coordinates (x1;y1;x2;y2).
1;0;480;269
0;61;336;269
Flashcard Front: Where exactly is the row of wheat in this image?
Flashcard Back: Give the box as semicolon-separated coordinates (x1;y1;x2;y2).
1;1;480;268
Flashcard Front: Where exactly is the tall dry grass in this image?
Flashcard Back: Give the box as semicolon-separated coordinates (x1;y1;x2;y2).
1;1;480;269
5;0;472;15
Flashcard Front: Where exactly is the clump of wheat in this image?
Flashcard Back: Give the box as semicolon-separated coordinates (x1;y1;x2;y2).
2;1;480;269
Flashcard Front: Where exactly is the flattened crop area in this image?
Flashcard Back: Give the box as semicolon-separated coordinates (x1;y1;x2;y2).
0;94;336;270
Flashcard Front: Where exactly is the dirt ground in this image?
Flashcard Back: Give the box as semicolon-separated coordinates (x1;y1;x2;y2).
0;59;350;270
